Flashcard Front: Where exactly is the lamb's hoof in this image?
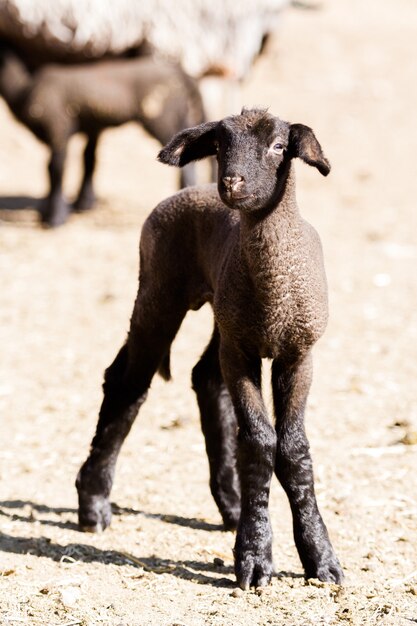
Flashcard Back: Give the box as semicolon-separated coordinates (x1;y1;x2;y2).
80;523;105;533
235;551;274;590
77;493;112;533
72;194;96;213
305;546;344;585
306;555;344;585
234;525;274;589
41;215;67;228
39;202;70;228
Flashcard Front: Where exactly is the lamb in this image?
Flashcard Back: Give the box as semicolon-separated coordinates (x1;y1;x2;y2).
0;43;205;226
76;107;343;589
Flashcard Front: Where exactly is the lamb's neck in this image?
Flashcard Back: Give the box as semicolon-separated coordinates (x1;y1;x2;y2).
239;165;302;289
0;52;31;109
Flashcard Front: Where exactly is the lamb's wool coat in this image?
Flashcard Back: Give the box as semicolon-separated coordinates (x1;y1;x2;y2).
77;108;343;590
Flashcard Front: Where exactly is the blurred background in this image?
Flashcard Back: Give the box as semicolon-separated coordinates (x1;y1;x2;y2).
0;1;416;624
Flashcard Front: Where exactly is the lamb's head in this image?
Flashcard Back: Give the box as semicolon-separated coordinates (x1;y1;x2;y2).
158;108;330;213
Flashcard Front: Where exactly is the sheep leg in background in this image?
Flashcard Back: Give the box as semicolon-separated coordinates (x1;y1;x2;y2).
76;297;188;532
179;163;197;188
142;121;196;188
73;132;100;212
272;354;343;583
220;342;277;589
192;326;241;530
40;145;70;227
209;157;218;184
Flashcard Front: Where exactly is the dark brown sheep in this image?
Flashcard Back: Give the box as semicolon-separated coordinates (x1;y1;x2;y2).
0;43;205;226
76;108;343;590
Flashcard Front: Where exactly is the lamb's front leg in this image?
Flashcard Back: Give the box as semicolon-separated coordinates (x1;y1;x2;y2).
220;342;277;589
272;354;343;583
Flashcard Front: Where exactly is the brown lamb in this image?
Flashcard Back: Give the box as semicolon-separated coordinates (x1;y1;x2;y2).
76;107;343;590
0;42;205;226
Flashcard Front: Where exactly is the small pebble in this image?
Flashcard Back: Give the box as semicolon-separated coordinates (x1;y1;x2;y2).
400;431;417;445
333;587;348;603
60;586;81;608
306;578;326;588
255;586;267;596
373;273;391;287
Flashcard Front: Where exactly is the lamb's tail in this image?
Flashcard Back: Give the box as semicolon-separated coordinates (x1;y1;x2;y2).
158;350;172;381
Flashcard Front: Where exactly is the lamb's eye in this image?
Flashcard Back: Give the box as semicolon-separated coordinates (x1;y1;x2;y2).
214;140;219;152
273;143;284;153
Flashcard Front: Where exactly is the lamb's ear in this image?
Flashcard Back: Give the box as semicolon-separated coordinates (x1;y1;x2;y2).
288;123;331;176
158;120;219;167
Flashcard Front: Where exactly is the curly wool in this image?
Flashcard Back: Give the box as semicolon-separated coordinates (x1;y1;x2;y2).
0;0;289;78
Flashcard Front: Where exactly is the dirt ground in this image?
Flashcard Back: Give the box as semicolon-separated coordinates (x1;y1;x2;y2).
1;0;416;624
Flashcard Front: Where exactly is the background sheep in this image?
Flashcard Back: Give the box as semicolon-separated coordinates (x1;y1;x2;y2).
0;0;291;124
76;108;343;590
0;43;205;226
0;0;289;78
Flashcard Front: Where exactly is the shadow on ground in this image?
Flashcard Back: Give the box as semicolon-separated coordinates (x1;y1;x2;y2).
0;195;41;211
0;529;235;587
0;195;42;225
0;500;223;532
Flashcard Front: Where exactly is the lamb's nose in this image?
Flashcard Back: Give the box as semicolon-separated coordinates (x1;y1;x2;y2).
222;175;244;191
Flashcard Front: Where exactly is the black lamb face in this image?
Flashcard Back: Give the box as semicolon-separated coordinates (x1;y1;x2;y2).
158;107;330;215
215;110;291;213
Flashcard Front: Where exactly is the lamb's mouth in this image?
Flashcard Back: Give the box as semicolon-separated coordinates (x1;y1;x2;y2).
221;191;253;204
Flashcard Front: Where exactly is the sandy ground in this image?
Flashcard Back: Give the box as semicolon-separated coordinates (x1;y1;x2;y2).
1;0;417;624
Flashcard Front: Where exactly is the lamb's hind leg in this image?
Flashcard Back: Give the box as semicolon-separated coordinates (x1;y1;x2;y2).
76;298;187;532
192;326;241;530
272;353;343;583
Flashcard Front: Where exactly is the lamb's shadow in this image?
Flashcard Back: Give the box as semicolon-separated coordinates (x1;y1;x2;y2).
0;195;43;223
0;500;223;532
0;530;235;588
0;501;304;586
0;195;41;211
113;504;223;531
0;499;78;530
